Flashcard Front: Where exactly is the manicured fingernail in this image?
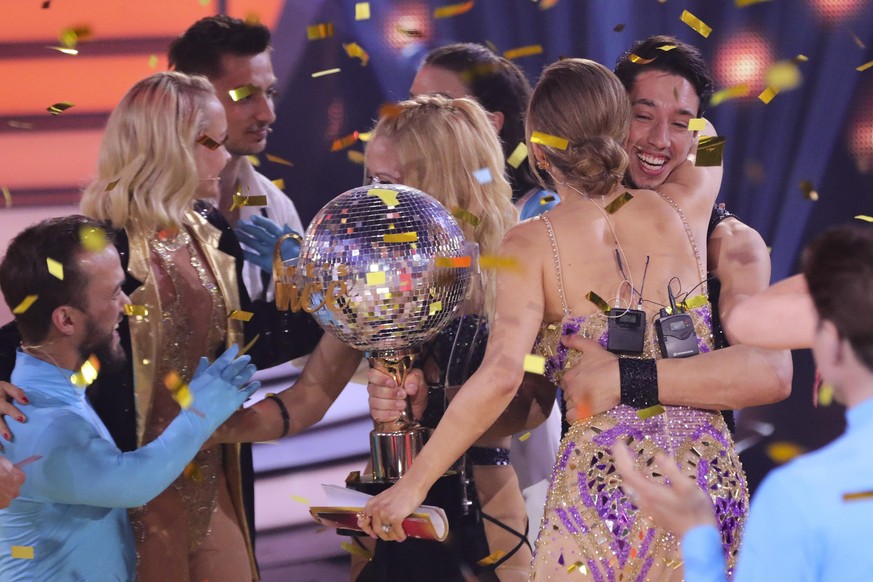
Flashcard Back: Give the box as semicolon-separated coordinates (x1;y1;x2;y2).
2;433;8;440
21;397;29;404
17;416;25;422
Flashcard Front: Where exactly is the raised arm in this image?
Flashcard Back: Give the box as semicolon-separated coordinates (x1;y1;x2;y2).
361;223;547;539
210;333;363;444
723;274;814;350
27;348;257;508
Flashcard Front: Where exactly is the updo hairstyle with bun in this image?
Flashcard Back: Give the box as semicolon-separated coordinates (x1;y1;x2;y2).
526;58;630;198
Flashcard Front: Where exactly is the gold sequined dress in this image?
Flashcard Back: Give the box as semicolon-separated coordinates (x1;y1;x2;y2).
531;307;748;581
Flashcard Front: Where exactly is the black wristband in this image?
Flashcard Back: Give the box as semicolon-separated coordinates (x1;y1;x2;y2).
619;358;659;409
266;393;290;438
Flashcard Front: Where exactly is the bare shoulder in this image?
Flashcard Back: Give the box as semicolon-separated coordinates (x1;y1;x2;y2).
711;216;768;254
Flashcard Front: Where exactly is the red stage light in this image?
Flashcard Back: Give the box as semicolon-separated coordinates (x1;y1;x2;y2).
382;3;432;52
848;95;873;173
809;0;864;24
713;31;774;95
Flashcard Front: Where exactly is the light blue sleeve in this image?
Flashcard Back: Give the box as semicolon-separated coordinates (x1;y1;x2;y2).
732;470;818;582
25;408;213;508
682;525;728;582
519;189;560;220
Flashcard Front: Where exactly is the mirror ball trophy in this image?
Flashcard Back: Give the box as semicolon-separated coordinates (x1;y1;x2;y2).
275;183;472;490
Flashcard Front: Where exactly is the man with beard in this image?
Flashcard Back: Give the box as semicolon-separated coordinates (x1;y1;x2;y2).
0;216;260;581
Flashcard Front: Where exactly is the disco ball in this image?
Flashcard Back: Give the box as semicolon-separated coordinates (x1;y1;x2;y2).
295;183;471;354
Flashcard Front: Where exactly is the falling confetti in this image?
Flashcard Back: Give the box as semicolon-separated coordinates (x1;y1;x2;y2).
604;192;634;214
636;404;666;419
239;333;260;356
347;150;365;164
452;207;481;227
435;257;472;268
2;186;11;207
843;490;873;502
687;118;706;132
331;132;360;152
507;142;528;168
196;135;222;150
695;136;726;167
383;232;418;243
857;60;873;72
11;546;34;560
428;300;443;315
477;551;506;566
366;271;386;286
680;10;712;38
312;68;341;78
355;2;371;20
47;102;74;115
266;154;294;166
272;179;285;190
531;131;569;150
766;61;802;91
307;23;335;41
230;195;268;212
585;291;610;313
855;215;873;222
523;354;546;375
473;168;493;184
228;84;256;102
503;45;543;60
228;310;254;322
71;355;100;388
479;255;521;271
758;86;779;104
766;441;805;464
46;258;64;280
709;84;750;106
368;188;400;207
12;295;38;315
123;304;149;318
343;42;370;66
629;54;656;64
518;432;532;442
433;0;474;19
800;180;819;201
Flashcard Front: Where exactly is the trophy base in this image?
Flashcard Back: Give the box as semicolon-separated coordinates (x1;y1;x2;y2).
339;470;469;537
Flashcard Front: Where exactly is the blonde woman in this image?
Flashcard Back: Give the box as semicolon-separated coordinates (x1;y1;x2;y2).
360;60;747;581
357;94;551;581
80;71;257;582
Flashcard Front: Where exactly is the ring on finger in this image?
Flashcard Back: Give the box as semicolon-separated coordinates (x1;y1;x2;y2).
381;523;392;533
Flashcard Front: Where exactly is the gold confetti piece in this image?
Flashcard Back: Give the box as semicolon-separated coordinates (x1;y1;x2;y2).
358;131;372;142
71;355;100;388
2;185;11;208
695;136;726;167
290;494;311;505
452;207;481;227
12;295;38;314
613;24;625;32
851;31;866;49
47;102;74;115
567;561;588;574
196;134;222;150
239;333;260;356
46;257;64;280
477;550;506;566
331;131;360;152
341;541;374;560
855;215;873;222
680;10;712;38
709;84;750;106
435;256;472;268
105;179;119;192
246;155;261;167
384;232;418;243
818;383;834;406
230;194;268;211
629;53;656;64
538;0;560;8
657;44;677;52
369;188;400;207
366;271;386;286
794;54;808;62
531;131;569;150
8;120;33;129
540;195;556;205
684;294;709;309
429;300;443;315
604;191;634;214
347;150;365;164
503;45;543;60
164;371;194;409
479;255;521;271
766;441;806;464
266;154;293;166
123;304;149;317
396;25;424;38
307;23;335;40
148;54;158;69
518;432;531;442
758;86;779;104
78;225;107;252
523;354;546;375
735;0;772;6
272;178;285;190
229;84;256;102
11;546;33;560
343;42;370;66
766;61;802;91
857;60;873;72
585;291;610;313
687;118;706;132
636;404;666;420
800;180;819;201
312;68;341;78
355;2;371;20
433;0;474;19
183;459;203;481
843;490;873;502
228;309;254;322
58;25;91;49
507;142;528;168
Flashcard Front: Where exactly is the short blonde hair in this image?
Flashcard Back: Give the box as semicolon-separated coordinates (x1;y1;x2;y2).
527;59;630;198
81;72;217;234
366;94;518;316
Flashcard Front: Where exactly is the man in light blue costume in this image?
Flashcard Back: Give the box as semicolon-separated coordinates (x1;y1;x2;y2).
616;223;873;582
0;215;260;581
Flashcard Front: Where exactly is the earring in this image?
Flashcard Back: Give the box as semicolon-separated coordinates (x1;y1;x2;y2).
536;159;551;171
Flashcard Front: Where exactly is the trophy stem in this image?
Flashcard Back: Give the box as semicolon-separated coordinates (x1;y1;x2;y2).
368;350;428;481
